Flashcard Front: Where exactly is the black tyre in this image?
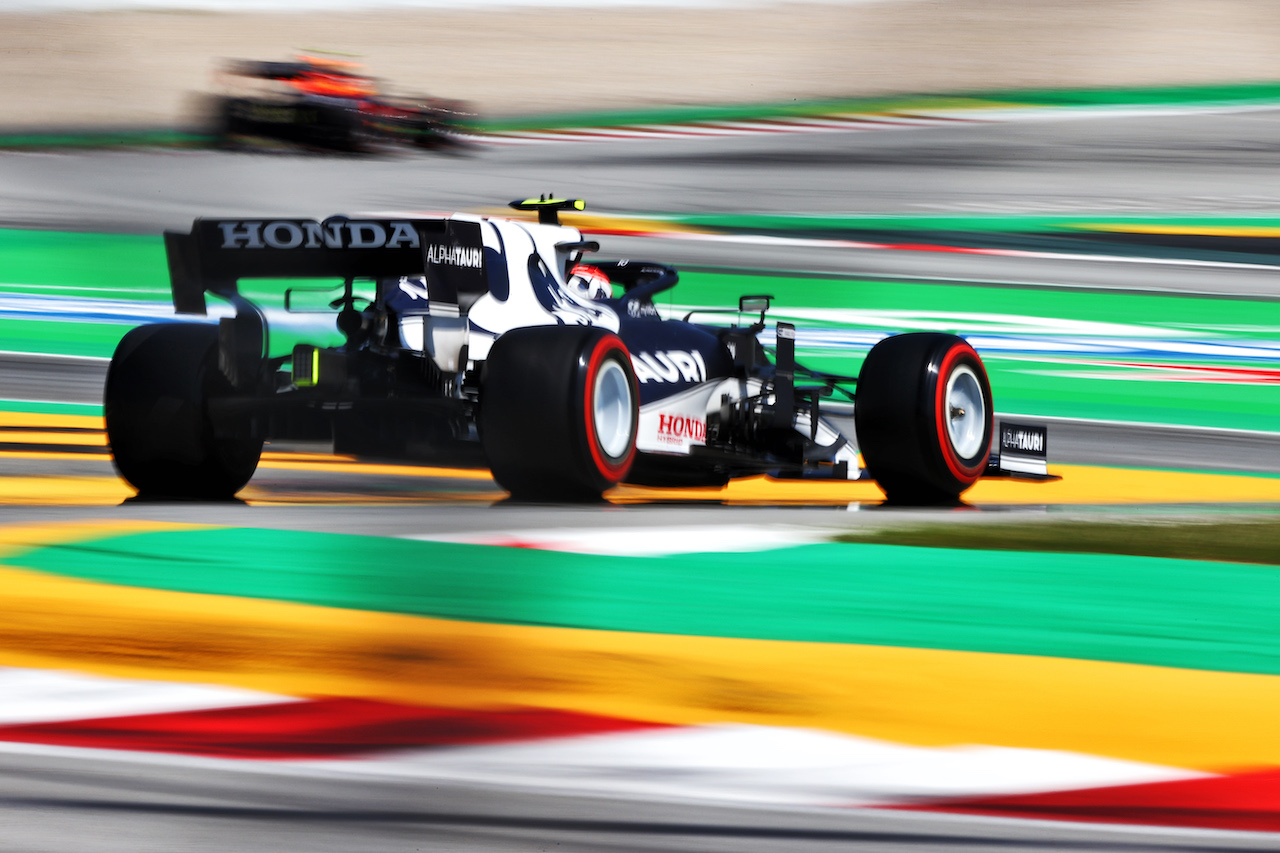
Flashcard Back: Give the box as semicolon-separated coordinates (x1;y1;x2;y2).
206;97;238;148
854;332;992;504
104;323;262;500
307;104;368;153
481;326;638;501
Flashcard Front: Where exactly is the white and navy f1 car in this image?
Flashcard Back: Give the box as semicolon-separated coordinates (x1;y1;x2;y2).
104;199;1053;503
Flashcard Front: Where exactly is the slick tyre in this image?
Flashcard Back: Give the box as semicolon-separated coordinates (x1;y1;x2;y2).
314;105;367;153
104;323;262;500
481;326;638;501
854;332;992;504
210;97;238;148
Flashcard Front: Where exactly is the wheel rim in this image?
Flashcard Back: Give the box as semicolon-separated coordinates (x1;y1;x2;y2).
592;358;633;461
944;364;985;460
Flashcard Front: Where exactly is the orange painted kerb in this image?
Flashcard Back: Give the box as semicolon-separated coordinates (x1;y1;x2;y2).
3;411;1277;506
613;464;1280;505
1;458;1278;506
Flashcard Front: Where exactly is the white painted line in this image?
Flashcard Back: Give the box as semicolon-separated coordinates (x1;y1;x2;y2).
407;524;831;555
302;724;1207;808
0;399;101;407
0;667;294;725
0;350;110;362
0;736;1245;846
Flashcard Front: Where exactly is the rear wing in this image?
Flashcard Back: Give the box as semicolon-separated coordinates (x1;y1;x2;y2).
224;60;312;81
164;217;486;315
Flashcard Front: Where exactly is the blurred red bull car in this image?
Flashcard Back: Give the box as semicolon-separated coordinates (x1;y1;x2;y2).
206;53;473;153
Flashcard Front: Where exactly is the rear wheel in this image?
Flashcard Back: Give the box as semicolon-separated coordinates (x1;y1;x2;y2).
209;97;239;148
104;323;262;500
481;326;638;501
854;332;992;504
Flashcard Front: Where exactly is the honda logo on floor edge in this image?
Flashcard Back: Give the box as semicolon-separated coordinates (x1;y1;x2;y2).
657;413;707;443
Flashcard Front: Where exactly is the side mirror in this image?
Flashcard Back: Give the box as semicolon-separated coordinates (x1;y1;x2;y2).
738;294;773;323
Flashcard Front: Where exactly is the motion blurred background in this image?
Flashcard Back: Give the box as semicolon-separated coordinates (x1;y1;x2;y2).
3;2;1280;852
4;0;1280;127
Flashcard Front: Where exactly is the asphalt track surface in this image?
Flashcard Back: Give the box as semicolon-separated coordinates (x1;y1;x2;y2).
4;107;1280;296
5;745;1280;853
4;108;1280;851
6;351;1280;480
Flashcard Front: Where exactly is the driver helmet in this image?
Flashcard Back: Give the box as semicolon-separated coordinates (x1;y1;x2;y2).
566;263;612;300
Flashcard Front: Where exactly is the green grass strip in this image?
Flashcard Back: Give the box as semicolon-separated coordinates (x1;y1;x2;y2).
972;80;1280;108
11;526;1280;677
0;130;207;150
678;270;1280;320
836;518;1280;566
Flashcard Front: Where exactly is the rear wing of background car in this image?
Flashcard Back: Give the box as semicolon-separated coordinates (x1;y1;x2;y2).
164;216;486;315
224;60;312;81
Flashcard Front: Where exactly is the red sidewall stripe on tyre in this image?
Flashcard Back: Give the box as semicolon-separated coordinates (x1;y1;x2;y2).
582;335;637;483
932;342;990;484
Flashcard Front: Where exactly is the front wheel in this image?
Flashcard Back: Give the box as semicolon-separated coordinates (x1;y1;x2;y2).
854;332;992;504
480;326;638;501
104;323;262;500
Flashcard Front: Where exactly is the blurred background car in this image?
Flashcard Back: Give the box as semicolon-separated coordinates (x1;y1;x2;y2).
206;52;474;153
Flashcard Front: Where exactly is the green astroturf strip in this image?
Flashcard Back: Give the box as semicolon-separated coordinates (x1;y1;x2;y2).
6;227;1278;322
678;271;1280;322
0;229;169;296
0;131;204;150
0;319;136;360
11;528;1280;677
0;400;101;416
3;231;1279;430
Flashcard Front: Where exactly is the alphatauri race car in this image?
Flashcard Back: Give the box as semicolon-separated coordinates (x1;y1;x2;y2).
105;199;1053;503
